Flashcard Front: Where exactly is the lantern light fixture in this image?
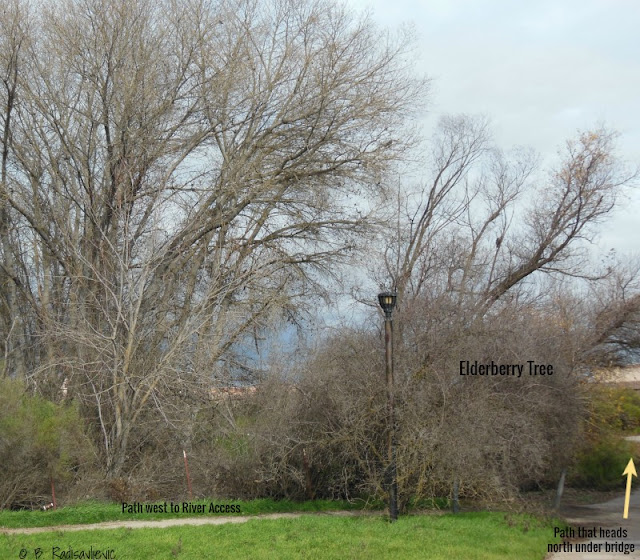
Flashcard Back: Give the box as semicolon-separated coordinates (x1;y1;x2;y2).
378;291;397;319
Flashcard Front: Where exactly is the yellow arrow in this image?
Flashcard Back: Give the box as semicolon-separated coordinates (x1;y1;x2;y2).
623;458;637;519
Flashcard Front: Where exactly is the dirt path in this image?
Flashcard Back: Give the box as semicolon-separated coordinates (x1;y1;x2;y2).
0;510;373;535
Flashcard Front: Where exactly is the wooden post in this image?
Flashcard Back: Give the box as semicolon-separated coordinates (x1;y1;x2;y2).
50;476;57;509
553;468;567;510
452;478;459;513
183;450;193;500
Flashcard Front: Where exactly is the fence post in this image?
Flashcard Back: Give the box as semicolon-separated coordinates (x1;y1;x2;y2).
50;476;57;509
183;450;193;500
452;478;459;513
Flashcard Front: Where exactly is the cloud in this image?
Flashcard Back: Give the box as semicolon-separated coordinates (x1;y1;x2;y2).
348;0;640;253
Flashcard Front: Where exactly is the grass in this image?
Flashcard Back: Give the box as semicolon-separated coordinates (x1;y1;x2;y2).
1;511;561;559
0;498;367;529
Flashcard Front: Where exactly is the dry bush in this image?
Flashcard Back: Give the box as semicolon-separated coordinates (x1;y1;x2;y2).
191;296;586;506
393;295;584;502
189;378;303;499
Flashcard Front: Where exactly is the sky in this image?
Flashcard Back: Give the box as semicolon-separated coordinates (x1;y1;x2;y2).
345;0;640;256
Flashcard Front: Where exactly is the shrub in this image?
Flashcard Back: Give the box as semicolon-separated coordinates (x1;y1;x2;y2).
588;386;640;434
569;434;635;490
0;378;93;509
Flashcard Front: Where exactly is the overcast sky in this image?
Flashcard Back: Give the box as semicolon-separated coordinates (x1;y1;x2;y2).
346;0;640;256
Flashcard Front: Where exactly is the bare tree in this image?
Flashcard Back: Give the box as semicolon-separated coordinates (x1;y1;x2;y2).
372;117;636;320
355;118;639;503
584;257;640;364
0;0;31;379
0;0;425;475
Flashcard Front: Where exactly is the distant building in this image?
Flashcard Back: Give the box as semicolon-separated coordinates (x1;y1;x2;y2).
209;386;258;401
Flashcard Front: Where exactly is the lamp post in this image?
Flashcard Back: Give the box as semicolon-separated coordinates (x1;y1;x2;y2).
378;291;398;522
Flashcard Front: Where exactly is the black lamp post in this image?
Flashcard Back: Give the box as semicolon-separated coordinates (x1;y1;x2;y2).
378;291;398;521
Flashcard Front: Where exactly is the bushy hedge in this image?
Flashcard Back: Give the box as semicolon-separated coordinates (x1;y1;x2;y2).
570;435;635;490
0;378;93;509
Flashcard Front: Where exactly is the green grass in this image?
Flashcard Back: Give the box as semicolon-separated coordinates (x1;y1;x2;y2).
0;498;366;529
1;512;560;559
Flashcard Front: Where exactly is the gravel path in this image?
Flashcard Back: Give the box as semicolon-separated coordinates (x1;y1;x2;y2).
546;489;640;559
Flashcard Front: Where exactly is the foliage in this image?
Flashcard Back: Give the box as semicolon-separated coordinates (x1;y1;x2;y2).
569;433;635;490
585;385;640;434
568;384;640;490
0;378;93;509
